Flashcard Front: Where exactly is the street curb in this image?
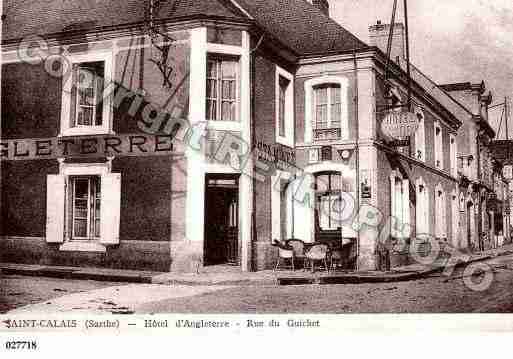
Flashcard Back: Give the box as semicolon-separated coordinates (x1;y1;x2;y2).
0;265;154;284
278;253;500;286
1;249;510;286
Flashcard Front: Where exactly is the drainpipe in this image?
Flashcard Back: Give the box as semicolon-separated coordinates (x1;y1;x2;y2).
476;130;483;251
353;51;361;271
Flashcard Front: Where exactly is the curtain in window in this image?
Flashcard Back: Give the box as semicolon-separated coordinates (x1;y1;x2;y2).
206;57;238;121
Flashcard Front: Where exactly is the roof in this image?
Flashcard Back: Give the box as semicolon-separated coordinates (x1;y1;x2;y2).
235;0;369;56
2;0;369;56
2;0;248;42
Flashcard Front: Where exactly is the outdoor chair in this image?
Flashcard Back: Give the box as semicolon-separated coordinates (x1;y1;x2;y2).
305;243;329;273
272;239;295;271
330;238;353;270
287;239;307;269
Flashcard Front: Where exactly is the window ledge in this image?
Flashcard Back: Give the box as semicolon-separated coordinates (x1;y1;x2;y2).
59;241;107;253
59;127;113;137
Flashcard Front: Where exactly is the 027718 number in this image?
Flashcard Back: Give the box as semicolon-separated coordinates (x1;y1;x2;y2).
5;341;38;350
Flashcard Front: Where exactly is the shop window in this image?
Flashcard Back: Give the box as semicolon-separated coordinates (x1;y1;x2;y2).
206;55;239;121
434;121;444;170
275;66;294;147
316;173;342;231
304;76;348;143
435;184;447;239
414;107;426;162
60;52;113;136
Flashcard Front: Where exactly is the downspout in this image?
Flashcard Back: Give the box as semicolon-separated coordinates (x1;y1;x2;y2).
353;51;360;271
249;34;260;271
476;130;482;251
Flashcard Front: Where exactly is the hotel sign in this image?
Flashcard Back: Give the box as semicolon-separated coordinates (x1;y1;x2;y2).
381;111;419;146
0;134;175;161
255;140;296;171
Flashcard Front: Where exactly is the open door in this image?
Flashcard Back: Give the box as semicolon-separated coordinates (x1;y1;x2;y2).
204;175;239;266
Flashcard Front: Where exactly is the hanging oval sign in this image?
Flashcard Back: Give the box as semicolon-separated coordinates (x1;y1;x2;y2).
381;111;419;139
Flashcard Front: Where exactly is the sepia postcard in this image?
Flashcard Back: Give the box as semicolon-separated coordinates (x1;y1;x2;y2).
1;0;513;355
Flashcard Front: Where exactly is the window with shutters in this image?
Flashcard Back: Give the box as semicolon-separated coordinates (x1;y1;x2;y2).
206;55;239;122
46;163;121;252
60;51;113;136
435;184;447;239
70;176;101;240
415;177;430;235
390;171;410;239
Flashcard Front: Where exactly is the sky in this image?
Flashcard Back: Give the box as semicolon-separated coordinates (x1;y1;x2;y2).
330;0;513;139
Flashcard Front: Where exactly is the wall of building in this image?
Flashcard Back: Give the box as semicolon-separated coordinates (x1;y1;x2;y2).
0;32;191;271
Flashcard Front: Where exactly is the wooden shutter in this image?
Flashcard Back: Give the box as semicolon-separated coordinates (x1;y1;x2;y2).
46;175;66;243
287;176;314;243
100;173;121;245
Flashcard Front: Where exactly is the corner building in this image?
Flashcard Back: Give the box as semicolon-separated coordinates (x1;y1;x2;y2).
1;0;506;272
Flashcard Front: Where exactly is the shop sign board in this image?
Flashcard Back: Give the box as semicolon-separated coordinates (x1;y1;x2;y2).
255;140;296;171
381;110;419;146
0;134;176;161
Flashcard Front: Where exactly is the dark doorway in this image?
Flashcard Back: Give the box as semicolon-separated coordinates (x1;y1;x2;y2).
204;175;239;266
467;201;473;249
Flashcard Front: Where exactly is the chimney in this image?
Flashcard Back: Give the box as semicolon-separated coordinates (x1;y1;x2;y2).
306;0;330;17
369;20;405;61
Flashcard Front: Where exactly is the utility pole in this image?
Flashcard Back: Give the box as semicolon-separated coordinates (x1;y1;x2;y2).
505;96;510;141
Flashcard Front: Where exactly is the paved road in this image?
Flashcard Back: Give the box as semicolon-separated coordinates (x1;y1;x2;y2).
0;275;123;314
3;254;513;313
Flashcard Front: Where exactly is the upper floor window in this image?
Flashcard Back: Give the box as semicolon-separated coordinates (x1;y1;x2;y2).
414;107;426;162
60;51;113;137
450;134;457;177
206;55;239;122
276;66;294;147
434;121;444;169
73;62;104;127
304;76;348;143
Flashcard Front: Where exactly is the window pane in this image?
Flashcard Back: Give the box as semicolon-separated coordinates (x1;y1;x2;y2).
206;100;217;121
316;174;329;192
74;219;87;238
207;60;217;78
207;79;217;98
77;107;94;125
330;174;342;191
73;62;104;128
221;60;236;79
279;77;287;137
206;57;239;121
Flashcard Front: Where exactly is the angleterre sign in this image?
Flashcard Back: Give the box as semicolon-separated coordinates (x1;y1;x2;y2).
0;134;176;161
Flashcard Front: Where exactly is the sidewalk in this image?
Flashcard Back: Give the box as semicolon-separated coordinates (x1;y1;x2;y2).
2;243;513;286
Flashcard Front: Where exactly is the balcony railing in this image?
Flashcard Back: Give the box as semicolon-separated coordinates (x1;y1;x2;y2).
313;127;341;141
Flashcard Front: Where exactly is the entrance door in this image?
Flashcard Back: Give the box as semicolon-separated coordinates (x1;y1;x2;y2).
466;202;473;249
204;175;239;266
